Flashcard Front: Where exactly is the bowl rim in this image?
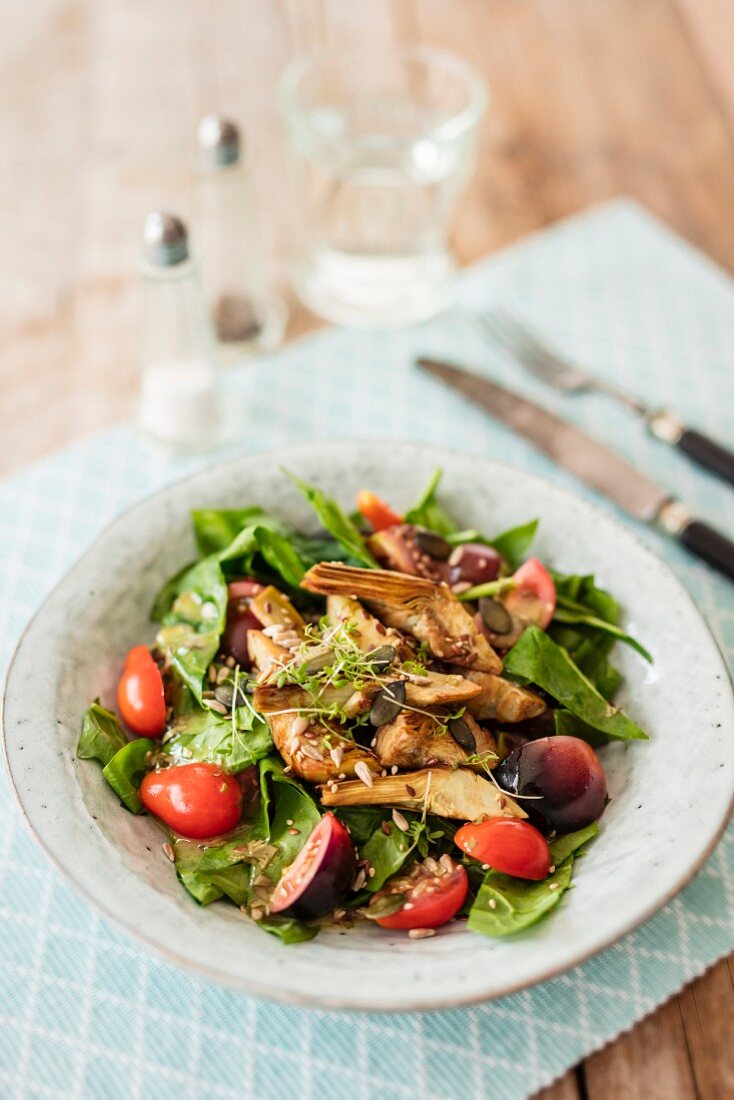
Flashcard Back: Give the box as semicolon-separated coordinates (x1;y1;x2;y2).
3;440;733;1012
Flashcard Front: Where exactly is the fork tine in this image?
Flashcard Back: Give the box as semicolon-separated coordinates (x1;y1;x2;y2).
478;306;573;383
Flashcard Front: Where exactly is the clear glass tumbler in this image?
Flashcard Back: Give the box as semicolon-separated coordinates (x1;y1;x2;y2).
279;45;487;327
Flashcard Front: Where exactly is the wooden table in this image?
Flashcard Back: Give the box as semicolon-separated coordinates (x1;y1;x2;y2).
2;2;733;1095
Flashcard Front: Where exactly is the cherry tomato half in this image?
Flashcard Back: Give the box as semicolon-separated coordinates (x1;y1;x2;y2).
356;490;403;532
505;557;557;630
455;818;551;881
139;762;242;839
117;645;166;737
372;856;468;930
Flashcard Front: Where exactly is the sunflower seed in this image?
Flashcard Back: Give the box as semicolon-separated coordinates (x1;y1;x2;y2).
290;715;310;737
392;809;409;832
354;761;374;788
162;843;175;862
352;868;367;891
262;624;285;638
329;745;344;768
408;927;436;939
208;700;229;715
300;743;324;761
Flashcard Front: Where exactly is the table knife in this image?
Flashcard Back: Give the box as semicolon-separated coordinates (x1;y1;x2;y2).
417;356;734;581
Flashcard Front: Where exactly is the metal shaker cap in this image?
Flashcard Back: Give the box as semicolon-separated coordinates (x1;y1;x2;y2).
197;115;241;169
141;211;189;266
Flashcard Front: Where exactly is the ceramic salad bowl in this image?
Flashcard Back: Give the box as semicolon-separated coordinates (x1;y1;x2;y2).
3;442;733;1011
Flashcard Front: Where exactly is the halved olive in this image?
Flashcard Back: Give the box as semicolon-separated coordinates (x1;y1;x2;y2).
366;644;398;671
479;596;513;635
448;716;477;754
415;528;452;561
370;681;406;726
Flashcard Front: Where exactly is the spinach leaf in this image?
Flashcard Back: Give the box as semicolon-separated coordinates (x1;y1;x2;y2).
404;468;458;536
191;507;267;556
549;821;599;866
257;916;319;944
177;872;223;906
504;626;648;741
362;815;424;892
553;709;610;748
445;519;539;570
155;555;228;701
77;701;127;767
552;571;618;622
252;526;310;589
257;757;321;884
468;859;574;937
489;518;539;569
150;560;199;622
101;738;156;813
285;470;378;568
166;681;272;773
467;822;598;937
334;806;389;846
554;599;652;662
548;622;622;698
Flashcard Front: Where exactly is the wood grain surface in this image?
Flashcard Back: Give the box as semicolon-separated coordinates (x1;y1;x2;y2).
2;2;733;1097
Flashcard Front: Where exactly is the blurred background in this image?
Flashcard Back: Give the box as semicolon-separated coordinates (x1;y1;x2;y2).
2;0;733;471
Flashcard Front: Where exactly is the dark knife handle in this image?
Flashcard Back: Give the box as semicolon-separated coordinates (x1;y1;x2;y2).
677;429;734;488
679;519;734;580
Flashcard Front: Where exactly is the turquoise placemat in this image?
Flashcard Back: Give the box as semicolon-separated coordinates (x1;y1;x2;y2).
1;200;733;1099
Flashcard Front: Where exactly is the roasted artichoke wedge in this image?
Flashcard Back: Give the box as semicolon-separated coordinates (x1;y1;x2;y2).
319;766;525;821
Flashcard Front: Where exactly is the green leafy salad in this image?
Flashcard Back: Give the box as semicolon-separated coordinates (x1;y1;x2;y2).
78;469;650;944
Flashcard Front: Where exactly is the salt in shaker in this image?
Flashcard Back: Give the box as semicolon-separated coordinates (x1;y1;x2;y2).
137;211;226;452
194;115;286;364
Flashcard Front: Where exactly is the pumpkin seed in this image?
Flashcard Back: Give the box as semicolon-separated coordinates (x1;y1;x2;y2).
449;716;477;754
366;644;397;671
369;681;406;726
214;683;249;709
364;892;408;920
415;528;452;560
479;596;513;635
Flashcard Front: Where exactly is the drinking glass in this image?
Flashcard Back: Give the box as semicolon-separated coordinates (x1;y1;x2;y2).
279;45;487;326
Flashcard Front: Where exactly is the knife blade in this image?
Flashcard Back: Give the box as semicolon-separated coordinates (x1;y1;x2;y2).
417;356;734;581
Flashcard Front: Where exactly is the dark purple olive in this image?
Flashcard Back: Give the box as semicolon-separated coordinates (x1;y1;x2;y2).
448;543;502;587
494;735;607;833
270;813;355;920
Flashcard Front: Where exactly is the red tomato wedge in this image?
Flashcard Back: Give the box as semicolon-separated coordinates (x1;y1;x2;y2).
356;490;403;532
454;818;551;881
117;645;166;737
505;557;556;630
371;856;468;930
140;763;242;839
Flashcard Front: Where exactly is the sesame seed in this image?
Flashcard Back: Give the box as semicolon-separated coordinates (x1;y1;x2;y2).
549;883;560;891
481;863;490;871
408;928;435;939
403;902;414;910
286;819;294;826
368;867;375;878
488;898;497;909
549;865;556;873
287;827;300;835
390;765;399;775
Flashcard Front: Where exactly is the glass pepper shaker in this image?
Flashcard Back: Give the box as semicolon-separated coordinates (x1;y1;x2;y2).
137;211;226;452
194;115;287;364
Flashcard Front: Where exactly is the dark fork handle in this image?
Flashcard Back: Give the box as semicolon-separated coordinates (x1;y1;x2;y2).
677;429;734;489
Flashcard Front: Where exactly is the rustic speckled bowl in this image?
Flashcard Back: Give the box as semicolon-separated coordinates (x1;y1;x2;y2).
4;442;734;1011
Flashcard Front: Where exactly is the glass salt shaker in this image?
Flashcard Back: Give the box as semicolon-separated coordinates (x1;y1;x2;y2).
194;115;286;364
137;211;226;452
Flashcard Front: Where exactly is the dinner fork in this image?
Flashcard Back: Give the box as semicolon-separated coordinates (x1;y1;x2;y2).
475;305;734;488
